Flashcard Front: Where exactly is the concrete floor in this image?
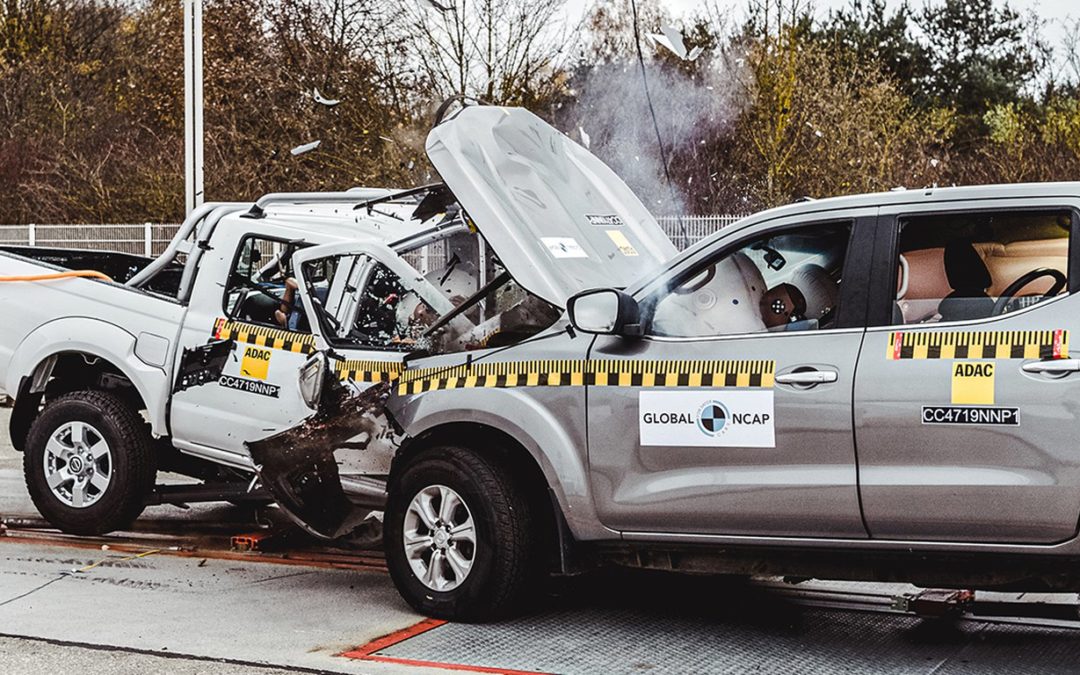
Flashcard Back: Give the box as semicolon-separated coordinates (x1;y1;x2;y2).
0;408;440;674
5;408;1080;674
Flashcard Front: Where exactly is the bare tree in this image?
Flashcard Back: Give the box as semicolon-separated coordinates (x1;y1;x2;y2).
403;0;570;105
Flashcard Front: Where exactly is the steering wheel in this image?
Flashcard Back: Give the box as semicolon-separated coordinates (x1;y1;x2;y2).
673;265;716;295
991;268;1066;316
231;274;294;310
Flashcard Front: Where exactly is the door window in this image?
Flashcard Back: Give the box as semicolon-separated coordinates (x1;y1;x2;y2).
222;236;310;331
647;222;852;338
893;210;1072;325
299;251;561;353
299;253;444;351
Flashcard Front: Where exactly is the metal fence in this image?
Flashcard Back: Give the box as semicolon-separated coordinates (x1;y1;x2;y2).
0;223;180;256
656;215;745;250
0;215;747;257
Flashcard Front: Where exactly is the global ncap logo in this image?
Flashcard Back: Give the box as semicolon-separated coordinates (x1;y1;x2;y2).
696;400;729;436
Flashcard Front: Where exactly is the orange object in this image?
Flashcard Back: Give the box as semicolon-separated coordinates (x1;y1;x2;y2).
0;270;113;283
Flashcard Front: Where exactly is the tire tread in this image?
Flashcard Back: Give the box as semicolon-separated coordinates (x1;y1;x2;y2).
385;444;539;621
23;390;155;535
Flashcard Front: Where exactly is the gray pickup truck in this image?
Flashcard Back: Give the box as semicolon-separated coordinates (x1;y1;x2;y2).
6;102;1080;622
382;176;1080;621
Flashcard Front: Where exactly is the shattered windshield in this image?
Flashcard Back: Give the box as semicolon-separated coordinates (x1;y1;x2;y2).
300;232;561;355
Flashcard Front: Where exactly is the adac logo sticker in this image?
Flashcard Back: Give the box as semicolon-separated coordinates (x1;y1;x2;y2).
639;390;775;448
240;346;272;381
951;361;994;405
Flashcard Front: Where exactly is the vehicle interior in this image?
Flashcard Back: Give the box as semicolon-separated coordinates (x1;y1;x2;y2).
298;233;562;355
648;222;850;338
894;210;1071;324
224;237;323;330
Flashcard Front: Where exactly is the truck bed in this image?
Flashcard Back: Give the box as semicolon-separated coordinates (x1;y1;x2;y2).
0;246;188;403
0;246;183;296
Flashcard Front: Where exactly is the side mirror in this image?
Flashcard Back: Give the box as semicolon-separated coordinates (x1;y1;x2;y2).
298;352;328;410
567;288;642;336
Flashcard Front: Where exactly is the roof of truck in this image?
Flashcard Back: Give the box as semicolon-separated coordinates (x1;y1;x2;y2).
687;182;1080;253
219;198;437;247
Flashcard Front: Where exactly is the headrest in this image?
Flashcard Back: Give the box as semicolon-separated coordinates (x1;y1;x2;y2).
944;239;991;292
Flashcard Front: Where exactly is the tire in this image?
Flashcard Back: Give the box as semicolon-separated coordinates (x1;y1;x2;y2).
385;445;539;621
23;390;156;536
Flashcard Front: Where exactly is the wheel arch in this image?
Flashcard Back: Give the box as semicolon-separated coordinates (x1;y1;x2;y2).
391;394;614;543
8;319;170;450
393;420;582;574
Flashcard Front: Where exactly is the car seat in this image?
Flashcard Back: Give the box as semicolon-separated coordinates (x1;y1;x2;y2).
937;239;995;322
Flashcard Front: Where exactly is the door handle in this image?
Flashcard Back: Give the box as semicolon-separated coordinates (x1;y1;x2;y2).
775;370;838;385
1022;359;1080;373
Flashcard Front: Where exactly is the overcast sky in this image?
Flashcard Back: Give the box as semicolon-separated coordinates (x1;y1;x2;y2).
565;0;1076;24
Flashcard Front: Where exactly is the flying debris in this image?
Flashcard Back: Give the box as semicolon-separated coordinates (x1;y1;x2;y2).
648;25;703;62
313;88;341;107
579;126;591;149
291;140;321;156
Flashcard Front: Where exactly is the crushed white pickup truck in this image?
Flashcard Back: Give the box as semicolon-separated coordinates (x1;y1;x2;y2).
0;103;677;618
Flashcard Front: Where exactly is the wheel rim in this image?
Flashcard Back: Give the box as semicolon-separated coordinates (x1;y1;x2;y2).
43;421;112;509
403;484;476;592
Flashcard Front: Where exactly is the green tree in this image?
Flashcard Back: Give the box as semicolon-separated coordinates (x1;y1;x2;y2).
918;0;1047;116
818;0;931;104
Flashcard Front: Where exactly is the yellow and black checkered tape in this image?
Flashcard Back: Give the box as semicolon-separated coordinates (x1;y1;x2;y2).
334;359;403;384
214;318;316;354
209;317;775;393
396;359;775;395
887;329;1068;360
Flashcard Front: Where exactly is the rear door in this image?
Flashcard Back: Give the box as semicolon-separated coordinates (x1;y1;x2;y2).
855;200;1080;543
587;211;876;538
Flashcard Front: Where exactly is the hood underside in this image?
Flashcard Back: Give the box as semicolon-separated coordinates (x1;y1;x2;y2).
425;106;678;307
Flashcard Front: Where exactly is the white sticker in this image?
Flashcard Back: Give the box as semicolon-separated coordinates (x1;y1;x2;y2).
541;237;588;259
639;390;775;448
586;214;624;227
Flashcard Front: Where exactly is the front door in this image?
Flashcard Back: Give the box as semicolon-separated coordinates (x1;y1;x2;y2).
587;214;874;538
289;240;468;471
170;232;317;462
855;202;1080;543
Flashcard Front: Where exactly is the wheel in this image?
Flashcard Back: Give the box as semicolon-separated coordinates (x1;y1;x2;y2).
384;445;539;621
23;391;156;535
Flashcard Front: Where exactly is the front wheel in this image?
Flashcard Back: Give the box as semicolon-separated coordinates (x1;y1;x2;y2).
23;391;156;535
384;445;539;621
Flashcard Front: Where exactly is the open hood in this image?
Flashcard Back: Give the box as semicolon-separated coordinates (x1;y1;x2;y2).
426;106;678;307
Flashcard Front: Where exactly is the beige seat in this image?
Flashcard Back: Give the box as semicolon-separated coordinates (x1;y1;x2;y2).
897;238;1067;323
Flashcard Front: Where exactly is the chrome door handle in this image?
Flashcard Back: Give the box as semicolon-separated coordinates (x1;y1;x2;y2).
1022;359;1080;373
775;370;838;385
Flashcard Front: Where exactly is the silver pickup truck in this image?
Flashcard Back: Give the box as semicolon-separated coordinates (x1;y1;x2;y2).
5;103;1080;622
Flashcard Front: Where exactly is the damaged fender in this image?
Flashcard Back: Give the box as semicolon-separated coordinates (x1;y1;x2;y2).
246;372;392;540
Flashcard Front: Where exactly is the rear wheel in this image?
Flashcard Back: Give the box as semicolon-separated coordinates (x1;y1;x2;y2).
385;445;539;621
24;391;156;535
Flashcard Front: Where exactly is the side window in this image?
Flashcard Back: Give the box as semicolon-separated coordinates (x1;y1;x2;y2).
301;249;562;353
223;236;310;331
299;254;437;351
647;222;852;338
893;210;1072;325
